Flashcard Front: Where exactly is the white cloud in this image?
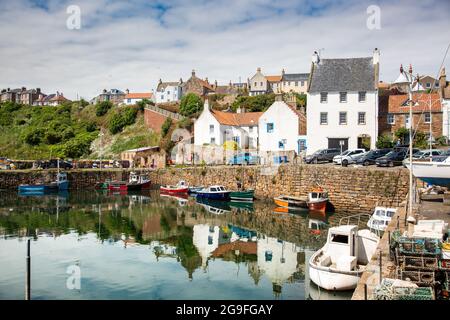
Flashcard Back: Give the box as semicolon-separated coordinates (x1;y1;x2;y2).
0;0;449;100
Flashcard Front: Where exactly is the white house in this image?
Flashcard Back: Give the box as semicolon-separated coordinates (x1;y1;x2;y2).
194;100;262;150
155;79;183;104
193;224;224;269
439;68;450;141
258;98;307;155
306;49;380;153
123;91;154;105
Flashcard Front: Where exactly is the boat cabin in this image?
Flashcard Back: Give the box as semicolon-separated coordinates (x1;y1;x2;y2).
309;191;328;202
205;185;227;193
129;172;149;184
318;225;378;271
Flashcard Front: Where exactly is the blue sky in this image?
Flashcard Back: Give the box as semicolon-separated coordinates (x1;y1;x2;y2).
0;0;449;99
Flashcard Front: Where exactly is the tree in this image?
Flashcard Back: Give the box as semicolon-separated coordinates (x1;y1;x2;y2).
179;93;203;116
376;134;394;148
161;118;173;137
395;127;410;145
231;94;276;112
95;101;113;117
294;93;307;109
414;131;428;149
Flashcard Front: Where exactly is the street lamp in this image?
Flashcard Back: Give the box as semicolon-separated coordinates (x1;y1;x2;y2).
392;66;418;221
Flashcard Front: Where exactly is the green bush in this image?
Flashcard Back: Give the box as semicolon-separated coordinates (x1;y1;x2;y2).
435;136;448;146
22;128;44;145
180;93;203;116
231;94;275;112
395;127;409;144
414;131;428;149
108;107;138;134
161;118;173;137
376;134;394;149
95;101;113;117
85;121;97;132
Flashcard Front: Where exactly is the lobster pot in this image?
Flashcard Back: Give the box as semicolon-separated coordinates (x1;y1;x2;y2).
440;260;450;270
396;269;435;286
398;237;441;256
397;256;439;270
373;279;434;300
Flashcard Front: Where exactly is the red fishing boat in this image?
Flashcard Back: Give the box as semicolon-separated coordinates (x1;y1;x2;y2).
160;180;188;194
127;172;151;190
108;181;128;191
307;188;329;213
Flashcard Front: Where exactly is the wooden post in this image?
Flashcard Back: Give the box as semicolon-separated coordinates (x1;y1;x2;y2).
379;250;382;284
364;283;368;300
25;239;30;300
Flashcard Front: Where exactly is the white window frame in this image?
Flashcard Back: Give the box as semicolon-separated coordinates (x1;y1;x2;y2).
320;112;328;125
339;92;347;103
424;112;431;123
339;112;347;125
358;112;366;125
387;114;395;125
320;92;328;103
358;91;366;102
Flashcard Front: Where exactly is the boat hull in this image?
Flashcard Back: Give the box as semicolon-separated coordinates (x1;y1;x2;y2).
308;254;362;291
196;191;230;201
406;162;450;188
160;186;189;194
274;196;308;209
308;200;327;213
18;184;58;192
230;190;254;202
127;181;151;191
108;183;128;191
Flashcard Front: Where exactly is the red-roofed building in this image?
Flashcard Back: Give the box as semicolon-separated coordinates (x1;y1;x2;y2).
378;92;443;142
123;90;154;105
183;70;216;97
194;100;262;151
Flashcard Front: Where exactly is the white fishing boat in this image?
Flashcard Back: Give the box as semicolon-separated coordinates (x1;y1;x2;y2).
405;156;450;188
367;207;397;232
309;214;379;291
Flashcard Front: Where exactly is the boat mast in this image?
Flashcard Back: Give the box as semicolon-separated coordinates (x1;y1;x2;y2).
408;80;413;219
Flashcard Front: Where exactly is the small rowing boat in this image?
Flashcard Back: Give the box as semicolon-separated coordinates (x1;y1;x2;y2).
274;195;308;209
160;180;189;194
230;189;254;202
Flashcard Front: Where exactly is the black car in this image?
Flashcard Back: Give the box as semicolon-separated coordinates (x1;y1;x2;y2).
41;159;73;170
304;148;341;164
356;148;392;166
376;148;419;167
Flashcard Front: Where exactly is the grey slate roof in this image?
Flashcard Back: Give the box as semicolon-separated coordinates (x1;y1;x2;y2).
309;57;376;93
282;73;309;81
156;82;180;92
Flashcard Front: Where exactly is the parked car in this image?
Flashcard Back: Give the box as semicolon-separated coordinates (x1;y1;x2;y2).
376;148;419;167
304;148;341;164
332;149;366;166
228;153;259;165
402;149;444;167
356;148;392;166
40;159;73;170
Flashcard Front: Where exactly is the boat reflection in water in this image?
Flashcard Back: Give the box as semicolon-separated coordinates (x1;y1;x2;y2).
0;190;352;300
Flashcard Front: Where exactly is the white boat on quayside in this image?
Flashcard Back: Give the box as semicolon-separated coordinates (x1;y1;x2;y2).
309;215;379;291
405;156;450;188
367;207;397;232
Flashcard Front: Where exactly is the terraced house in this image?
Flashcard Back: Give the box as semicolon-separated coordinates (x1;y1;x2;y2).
306;49;380;153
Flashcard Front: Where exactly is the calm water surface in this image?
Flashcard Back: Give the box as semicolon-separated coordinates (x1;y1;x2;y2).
0;190;354;300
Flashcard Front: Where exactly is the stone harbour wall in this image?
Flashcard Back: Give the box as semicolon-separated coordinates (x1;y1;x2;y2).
0;164;410;214
148;164;409;214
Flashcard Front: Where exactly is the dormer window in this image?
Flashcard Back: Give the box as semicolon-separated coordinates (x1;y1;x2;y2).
320;92;328;103
339;92;347;103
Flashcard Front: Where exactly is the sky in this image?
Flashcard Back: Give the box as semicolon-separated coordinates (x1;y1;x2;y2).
0;0;449;100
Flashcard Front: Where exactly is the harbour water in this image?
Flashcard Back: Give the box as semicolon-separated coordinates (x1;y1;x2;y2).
0;190;355;300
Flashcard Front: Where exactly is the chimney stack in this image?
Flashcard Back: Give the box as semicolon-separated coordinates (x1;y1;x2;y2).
257;67;261;72
439;67;446;96
192;69;196;77
179;78;183;84
373;48;380;65
282;68;285;76
312;51;320;65
126;89;129;94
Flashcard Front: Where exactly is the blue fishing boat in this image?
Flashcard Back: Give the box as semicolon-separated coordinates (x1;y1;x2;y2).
195;185;231;201
18;172;69;193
